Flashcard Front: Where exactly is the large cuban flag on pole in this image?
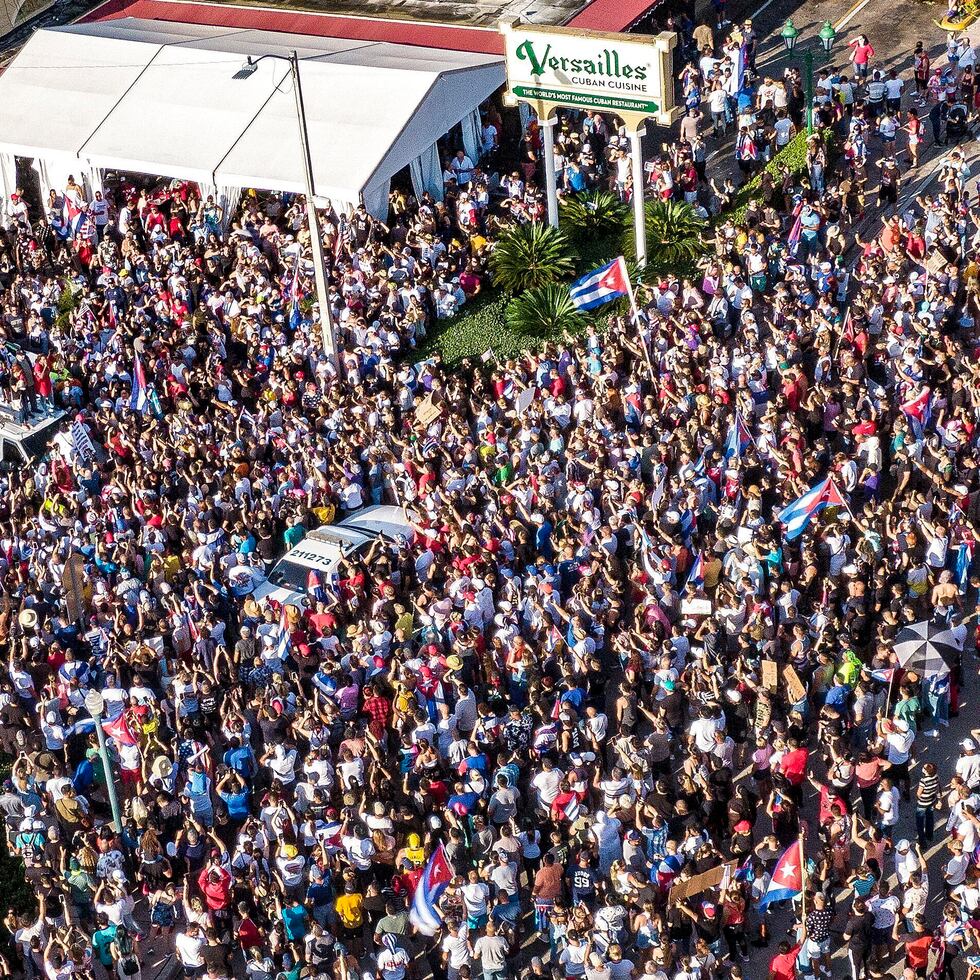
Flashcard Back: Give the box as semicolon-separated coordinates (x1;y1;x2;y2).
569;256;631;312
757;839;804;911
409;843;455;936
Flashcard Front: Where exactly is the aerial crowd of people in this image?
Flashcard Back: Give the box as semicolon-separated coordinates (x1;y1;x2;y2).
0;12;979;980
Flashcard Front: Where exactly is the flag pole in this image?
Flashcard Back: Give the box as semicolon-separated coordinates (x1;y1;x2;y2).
798;824;808;926
620;257;656;383
831;476;856;523
878;668;897;723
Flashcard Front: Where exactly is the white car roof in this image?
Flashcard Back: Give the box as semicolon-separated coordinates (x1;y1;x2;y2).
337;505;416;542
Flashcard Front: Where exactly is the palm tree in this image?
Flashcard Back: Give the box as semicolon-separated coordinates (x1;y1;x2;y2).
626;200;708;278
559;191;628;239
506;284;586;340
489;223;576;294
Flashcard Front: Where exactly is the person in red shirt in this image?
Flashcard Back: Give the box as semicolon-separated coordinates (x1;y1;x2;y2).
33;355;53;412
769;940;801;980
197;862;232;911
361;684;392;738
897;918;932;974
237;904;263;951
777;739;810;806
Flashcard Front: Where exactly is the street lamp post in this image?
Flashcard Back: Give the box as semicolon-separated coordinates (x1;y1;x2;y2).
780;19;838;134
233;52;339;371
84;689;123;834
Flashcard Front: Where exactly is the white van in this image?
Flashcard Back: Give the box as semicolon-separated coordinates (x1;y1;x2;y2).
251;505;415;608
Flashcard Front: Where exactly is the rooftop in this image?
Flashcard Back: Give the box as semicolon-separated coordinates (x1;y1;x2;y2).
85;0;589;31
79;0;658;56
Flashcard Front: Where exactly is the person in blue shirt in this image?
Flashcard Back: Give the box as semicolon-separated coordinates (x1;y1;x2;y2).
216;771;250;823
557;680;586;715
532;512;554;560
459;745;489;778
277;894;309;943
306;866;334;927
72;753;95;795
222;737;257;780
447;785;480;819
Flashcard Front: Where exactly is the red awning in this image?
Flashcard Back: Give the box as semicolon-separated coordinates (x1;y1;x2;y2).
80;0;505;54
566;0;660;32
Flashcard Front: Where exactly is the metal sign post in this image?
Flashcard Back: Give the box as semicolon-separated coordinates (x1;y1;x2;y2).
629;126;646;267
541;116;560;228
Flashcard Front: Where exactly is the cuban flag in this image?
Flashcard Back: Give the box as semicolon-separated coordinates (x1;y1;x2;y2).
307;568;326;603
63;196;85;238
724;412;753;462
409;843;455;936
636;524;660;581
287;253;303;331
956;540;974;594
319;820;344;854
182;602;201;643
777;477;848;541
102;713;138;748
656;852;683;891
570;256;631;312
130;355;149;413
275;604;292;661
184;612;201;644
902;385;932;431
686;552;704;591
733;856;755;883
736;39;748;90
678;508;695;543
757;840;803;911
870;667;895;684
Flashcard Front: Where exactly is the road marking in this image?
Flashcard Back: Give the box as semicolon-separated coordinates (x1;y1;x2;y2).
834;0;873;31
747;0;781;22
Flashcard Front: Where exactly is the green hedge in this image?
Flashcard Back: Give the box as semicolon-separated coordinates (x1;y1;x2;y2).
417;129;831;365
718;130;810;227
419;227;624;365
716;126;838;228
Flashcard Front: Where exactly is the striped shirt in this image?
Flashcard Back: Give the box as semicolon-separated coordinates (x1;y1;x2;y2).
916;771;940;808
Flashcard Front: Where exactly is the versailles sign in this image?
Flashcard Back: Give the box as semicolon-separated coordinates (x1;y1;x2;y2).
500;21;677;125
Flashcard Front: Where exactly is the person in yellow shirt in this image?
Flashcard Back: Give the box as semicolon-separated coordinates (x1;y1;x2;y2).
334;881;364;955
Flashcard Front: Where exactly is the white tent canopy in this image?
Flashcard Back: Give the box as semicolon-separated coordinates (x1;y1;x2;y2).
0;18;504;212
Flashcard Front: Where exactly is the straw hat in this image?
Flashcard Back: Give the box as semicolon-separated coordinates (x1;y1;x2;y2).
18;608;37;630
151;756;174;780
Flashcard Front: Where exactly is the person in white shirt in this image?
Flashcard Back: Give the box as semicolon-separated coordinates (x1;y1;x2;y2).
461;870;490;928
945;839;970;889
893;838;923;886
773;110;796;149
531;759;563;813
341;824;376;871
440;919;473;980
450;151;475;188
175;924;205;972
89;191;109;240
876;777;900;832
262;742;298;787
884;70;903;111
956;739;980;790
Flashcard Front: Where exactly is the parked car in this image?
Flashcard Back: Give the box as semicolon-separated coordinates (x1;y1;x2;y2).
249;505;415;608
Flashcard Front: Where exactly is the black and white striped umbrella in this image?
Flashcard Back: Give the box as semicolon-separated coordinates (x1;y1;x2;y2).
892;620;963;678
